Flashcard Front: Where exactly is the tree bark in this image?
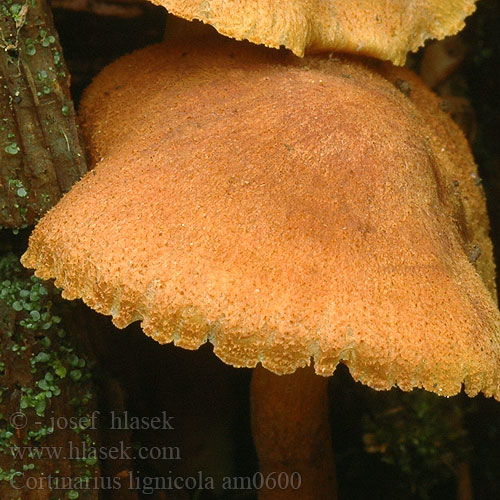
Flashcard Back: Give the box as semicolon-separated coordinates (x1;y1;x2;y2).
0;254;100;499
0;0;86;228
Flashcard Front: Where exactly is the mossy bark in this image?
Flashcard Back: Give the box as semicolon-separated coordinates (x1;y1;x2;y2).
0;0;86;228
0;254;101;499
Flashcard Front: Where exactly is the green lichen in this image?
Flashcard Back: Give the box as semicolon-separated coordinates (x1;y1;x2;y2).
52;50;61;66
36;69;48;80
25;42;36;56
0;253;98;492
4;142;20;155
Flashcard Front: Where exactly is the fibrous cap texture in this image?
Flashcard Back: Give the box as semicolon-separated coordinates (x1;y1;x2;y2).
22;39;500;399
150;0;478;64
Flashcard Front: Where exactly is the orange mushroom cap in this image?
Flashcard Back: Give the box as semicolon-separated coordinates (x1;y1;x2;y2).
151;0;478;64
22;39;500;399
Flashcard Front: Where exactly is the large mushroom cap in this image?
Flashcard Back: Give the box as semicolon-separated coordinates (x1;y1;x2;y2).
152;0;478;64
22;39;500;399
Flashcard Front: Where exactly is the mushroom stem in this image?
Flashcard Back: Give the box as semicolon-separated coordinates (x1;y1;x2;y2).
251;365;337;499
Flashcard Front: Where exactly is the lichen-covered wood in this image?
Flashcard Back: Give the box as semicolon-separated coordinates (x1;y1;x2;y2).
0;253;100;499
0;0;86;228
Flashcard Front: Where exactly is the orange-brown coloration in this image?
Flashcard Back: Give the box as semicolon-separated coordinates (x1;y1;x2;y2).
22;39;500;399
251;366;337;499
149;0;478;64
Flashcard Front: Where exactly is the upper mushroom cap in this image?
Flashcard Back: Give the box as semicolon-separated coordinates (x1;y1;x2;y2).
22;39;500;399
152;0;478;64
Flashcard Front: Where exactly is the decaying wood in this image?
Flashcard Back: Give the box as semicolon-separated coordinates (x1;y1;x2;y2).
0;256;100;500
0;0;87;228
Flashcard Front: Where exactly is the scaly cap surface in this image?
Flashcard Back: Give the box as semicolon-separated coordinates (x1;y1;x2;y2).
22;39;500;398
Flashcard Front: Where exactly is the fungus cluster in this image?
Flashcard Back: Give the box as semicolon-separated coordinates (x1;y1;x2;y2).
21;1;499;498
